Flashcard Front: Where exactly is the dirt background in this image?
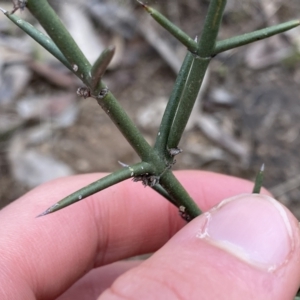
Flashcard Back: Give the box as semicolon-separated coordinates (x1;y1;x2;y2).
1;0;300;217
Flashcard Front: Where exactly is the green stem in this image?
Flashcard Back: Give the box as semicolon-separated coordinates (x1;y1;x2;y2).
95;87;159;163
167;55;210;149
197;0;227;56
25;0;161;166
91;46;115;91
252;164;265;194
27;0;91;85
154;51;193;155
9;4;155;165
160;171;201;219
151;184;178;206
3;11;72;71
37;162;154;216
167;0;226;149
214;20;300;55
138;1;198;53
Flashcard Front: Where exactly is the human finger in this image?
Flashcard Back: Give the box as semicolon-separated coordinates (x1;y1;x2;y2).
100;193;300;300
0;171;266;299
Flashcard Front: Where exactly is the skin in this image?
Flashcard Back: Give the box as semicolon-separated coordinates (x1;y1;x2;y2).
0;171;299;299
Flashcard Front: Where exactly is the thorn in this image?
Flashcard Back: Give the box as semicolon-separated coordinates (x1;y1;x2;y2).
36;211;47;218
90;46;115;91
252;163;265;194
118;160;129;168
136;0;146;7
36;203;59;218
0;7;7;13
136;0;151;12
107;45;115;52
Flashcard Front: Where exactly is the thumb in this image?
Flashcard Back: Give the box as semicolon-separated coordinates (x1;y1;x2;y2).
99;194;300;300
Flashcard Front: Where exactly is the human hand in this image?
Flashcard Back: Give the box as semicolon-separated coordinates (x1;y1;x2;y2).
0;171;299;299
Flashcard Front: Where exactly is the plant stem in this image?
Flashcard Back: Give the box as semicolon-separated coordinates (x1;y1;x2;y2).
37;162;154;216
27;0;91;85
252;164;265;194
95;87;159;163
25;0;161;166
160;171;201;218
154;51;193;155
90;46;115;91
197;0;227;57
138;1;198;53
167;55;210;149
151;185;178;206
167;0;226;149
214;20;300;55
3;11;72;70
24;1;157;164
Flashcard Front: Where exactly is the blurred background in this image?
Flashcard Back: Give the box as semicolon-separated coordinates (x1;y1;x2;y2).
0;0;300;216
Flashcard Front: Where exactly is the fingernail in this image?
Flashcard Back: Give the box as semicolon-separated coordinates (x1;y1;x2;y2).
196;193;294;271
